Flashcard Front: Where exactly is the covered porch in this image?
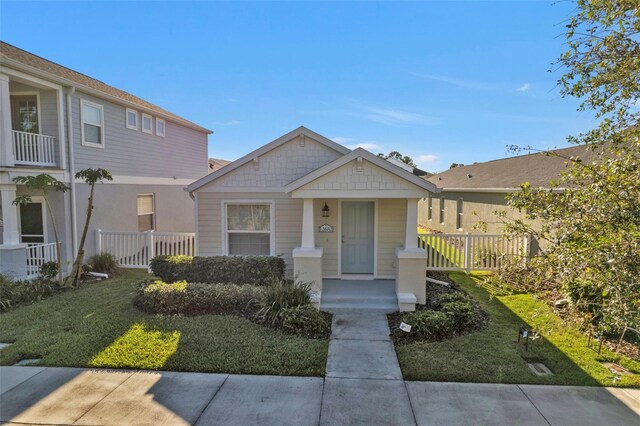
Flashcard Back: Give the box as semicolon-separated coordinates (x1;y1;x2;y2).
284;148;438;312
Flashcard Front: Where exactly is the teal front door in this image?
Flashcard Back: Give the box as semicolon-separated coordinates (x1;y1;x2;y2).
341;202;374;274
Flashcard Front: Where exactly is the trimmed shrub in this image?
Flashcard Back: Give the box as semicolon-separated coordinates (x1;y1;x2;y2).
281;304;331;338
88;252;118;274
150;255;285;286
0;275;59;312
134;279;264;316
39;261;59;279
432;291;471;308
403;310;453;340
258;280;312;325
440;301;476;332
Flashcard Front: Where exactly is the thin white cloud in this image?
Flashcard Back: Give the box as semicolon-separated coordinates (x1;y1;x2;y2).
412;72;500;91
331;136;356;144
346;142;382;151
517;83;532;92
350;105;437;125
212;120;241;126
415;154;439;167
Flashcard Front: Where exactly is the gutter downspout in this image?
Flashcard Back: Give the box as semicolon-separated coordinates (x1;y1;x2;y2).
66;87;78;257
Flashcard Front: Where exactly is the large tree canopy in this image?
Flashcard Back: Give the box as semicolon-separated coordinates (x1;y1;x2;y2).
496;1;640;343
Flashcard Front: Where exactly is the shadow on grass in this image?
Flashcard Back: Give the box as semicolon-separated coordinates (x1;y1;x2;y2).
396;272;639;388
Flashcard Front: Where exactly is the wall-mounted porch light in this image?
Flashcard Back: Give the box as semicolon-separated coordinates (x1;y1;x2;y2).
322;202;330;218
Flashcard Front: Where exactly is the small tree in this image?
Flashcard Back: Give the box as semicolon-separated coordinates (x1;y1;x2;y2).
66;168;112;287
12;174;70;287
377;151;417;167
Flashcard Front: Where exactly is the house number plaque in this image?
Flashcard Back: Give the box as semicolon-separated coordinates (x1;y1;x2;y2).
319;224;334;233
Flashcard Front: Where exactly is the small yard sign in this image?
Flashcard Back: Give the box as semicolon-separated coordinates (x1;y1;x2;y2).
400;322;412;333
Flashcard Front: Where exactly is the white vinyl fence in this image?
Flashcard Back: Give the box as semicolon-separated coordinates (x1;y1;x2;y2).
95;230;196;269
26;242;59;278
419;232;529;272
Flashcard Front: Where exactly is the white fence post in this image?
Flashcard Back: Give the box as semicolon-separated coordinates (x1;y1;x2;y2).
147;230;155;272
464;232;472;274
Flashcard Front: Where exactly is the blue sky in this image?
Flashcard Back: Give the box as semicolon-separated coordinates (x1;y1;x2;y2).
2;1;593;172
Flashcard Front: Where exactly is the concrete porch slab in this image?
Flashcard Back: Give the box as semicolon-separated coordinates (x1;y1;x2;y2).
406;381;548;426
321;279;398;311
196;374;323;426
0;366;46;396
75;371;227;425
320;378;414;425
326;339;402;380
0;367;132;425
519;384;640;425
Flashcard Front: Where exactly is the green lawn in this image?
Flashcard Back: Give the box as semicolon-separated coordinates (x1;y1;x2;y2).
395;272;640;387
0;270;328;376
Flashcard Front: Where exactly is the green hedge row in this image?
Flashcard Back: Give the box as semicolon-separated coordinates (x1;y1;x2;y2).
149;255;285;286
134;279;265;316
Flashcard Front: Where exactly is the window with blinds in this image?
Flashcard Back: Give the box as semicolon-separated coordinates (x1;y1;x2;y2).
137;194;155;232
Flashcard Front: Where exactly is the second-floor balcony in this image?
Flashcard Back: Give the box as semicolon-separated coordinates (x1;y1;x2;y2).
12;130;57;167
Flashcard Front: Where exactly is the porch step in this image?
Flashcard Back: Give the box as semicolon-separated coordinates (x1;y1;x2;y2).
321;303;398;313
321;294;399;305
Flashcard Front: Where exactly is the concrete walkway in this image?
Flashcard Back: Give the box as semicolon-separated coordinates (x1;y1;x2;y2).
1;367;639;425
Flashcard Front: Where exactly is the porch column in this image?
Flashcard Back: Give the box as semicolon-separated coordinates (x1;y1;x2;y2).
301;198;315;248
395;197;427;311
293;198;323;308
1;186;20;245
0;74;15;167
404;198;419;249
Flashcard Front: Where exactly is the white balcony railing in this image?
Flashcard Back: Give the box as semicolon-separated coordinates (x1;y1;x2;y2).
12;130;57;167
26;242;59;278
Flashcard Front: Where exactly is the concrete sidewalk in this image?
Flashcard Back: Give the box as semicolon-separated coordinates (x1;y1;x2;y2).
1;366;639;425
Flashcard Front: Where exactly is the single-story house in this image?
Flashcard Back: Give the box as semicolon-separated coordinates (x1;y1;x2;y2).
188;127;439;311
418;144;599;235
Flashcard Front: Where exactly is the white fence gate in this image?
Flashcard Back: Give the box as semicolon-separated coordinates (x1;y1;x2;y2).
26;242;59;278
419;232;529;272
95;230;196;268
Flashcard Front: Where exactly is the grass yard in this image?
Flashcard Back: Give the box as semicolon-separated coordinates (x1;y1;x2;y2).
0;270;328;376
395;272;640;387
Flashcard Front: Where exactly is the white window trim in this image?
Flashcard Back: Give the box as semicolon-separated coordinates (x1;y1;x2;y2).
155;117;165;137
221;200;275;256
137;193;156;231
126;108;139;130
141;113;153;134
80;99;105;148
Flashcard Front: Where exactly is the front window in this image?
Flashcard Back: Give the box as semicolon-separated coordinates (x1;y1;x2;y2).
137;194;155;231
81;100;104;147
225;203;272;255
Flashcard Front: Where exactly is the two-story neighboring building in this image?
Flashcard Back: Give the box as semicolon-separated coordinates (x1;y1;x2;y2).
0;42;212;278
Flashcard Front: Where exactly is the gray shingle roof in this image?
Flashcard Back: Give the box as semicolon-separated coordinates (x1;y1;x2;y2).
427;144;600;190
0;41;212;134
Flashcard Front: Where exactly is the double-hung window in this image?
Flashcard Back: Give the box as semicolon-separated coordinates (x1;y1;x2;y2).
156;118;165;137
137;194;155;232
225;202;273;256
81;100;104;147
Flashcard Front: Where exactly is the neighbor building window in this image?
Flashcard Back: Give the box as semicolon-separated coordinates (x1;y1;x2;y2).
156;118;165;137
81;100;104;147
141;113;153;134
225;202;273;256
427;195;433;221
456;198;464;230
137;194;155;231
126;108;138;130
439;197;445;224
